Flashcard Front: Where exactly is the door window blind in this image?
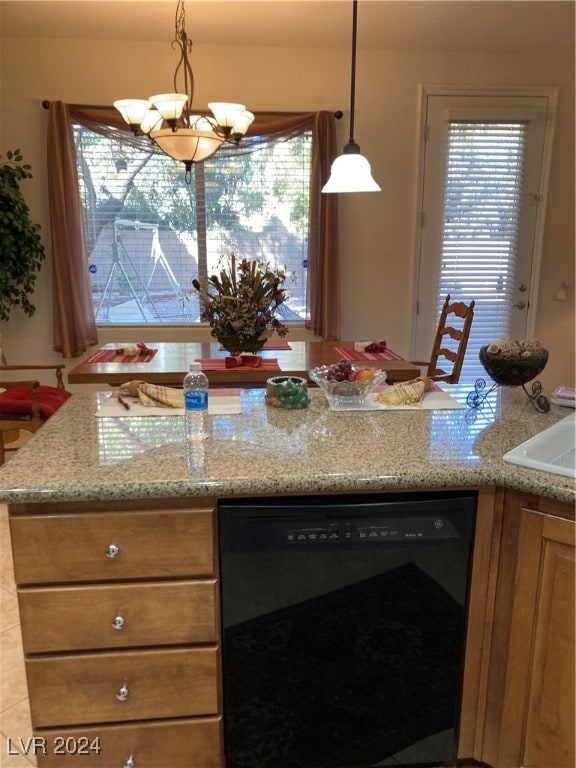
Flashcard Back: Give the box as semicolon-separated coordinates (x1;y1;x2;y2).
437;120;527;377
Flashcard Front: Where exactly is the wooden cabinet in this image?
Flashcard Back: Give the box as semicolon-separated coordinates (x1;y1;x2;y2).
9;489;574;768
10;507;214;583
479;490;575;767
9;497;223;768
18;580;218;652
27;646;220;726
31;718;222;768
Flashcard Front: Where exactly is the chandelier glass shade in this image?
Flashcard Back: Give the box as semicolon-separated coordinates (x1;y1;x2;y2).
322;0;380;194
114;0;254;181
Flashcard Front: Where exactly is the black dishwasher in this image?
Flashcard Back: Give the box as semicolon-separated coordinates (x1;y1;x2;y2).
218;491;477;768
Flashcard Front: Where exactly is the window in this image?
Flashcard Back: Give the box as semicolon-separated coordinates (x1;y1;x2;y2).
414;92;554;381
73;126;312;325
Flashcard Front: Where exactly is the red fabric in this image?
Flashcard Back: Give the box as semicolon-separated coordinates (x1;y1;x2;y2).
0;386;71;420
224;355;262;369
195;358;281;372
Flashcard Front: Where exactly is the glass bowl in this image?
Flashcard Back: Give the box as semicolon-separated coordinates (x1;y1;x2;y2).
309;364;388;408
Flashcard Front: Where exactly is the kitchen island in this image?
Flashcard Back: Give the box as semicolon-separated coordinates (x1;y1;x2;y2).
0;385;573;505
0;384;574;767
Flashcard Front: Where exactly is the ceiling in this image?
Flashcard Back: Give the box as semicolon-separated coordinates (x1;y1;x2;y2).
0;0;574;53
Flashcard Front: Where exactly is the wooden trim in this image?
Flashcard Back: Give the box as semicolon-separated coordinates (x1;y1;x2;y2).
458;485;503;760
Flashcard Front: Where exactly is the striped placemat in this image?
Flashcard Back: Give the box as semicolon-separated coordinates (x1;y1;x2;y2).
84;348;158;363
333;346;404;362
196;358;281;371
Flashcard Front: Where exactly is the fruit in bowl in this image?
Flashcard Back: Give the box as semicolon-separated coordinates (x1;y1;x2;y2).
309;361;387;407
354;367;376;382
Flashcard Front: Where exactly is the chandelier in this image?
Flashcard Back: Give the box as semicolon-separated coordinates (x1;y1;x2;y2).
114;0;254;182
322;0;380;193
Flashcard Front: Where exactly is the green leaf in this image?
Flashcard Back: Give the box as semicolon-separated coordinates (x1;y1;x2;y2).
0;149;45;321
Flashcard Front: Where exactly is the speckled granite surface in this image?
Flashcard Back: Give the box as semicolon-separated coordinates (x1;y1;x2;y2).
0;384;574;505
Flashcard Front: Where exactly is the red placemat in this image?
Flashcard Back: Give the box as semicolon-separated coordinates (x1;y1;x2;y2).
196;358;281;371
333;346;404;362
84;348;158;363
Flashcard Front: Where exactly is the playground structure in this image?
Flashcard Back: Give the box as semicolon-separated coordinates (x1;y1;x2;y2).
95;219;190;322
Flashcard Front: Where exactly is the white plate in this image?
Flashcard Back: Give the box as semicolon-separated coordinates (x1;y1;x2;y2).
329;390;462;412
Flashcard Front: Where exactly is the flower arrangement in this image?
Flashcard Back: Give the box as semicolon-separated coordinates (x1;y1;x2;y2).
192;254;289;354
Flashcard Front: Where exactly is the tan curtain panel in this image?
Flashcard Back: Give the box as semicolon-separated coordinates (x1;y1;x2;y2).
308;111;340;340
46;102;339;356
47;102;98;358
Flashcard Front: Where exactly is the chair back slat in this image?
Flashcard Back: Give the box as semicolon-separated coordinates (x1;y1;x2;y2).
425;294;475;384
441;326;463;342
437;347;458;364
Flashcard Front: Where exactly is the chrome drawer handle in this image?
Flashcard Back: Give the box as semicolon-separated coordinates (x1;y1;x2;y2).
112;614;125;630
123;757;135;768
106;543;120;559
116;683;129;701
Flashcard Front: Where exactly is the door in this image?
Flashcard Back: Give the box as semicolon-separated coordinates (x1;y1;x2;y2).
414;91;555;377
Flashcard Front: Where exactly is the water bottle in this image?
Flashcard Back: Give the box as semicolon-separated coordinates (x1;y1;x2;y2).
183;362;209;442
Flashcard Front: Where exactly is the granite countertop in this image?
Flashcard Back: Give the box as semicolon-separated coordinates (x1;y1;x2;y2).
0;384;574;505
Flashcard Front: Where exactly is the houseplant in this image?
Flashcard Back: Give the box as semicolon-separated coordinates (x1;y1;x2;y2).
192;254;289;354
0;149;45;321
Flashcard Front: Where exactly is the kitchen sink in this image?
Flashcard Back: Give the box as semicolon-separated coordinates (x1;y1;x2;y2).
503;412;576;478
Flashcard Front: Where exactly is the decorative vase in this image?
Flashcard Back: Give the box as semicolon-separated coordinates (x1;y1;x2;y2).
266;376;309;409
217;333;267;355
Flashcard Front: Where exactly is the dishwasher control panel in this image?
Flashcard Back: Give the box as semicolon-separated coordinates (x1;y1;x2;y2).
231;515;461;549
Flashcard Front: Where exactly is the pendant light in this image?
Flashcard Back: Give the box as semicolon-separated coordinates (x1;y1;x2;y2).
114;0;254;183
322;0;380;194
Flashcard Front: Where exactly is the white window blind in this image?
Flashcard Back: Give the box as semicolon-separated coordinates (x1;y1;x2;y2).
73;125;311;325
437;120;527;377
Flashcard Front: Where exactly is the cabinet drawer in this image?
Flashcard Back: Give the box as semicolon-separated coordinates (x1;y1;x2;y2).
27;646;220;728
11;508;214;584
19;580;218;653
34;717;223;768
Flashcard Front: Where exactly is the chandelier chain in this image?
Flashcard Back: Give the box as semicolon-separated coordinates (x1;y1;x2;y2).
114;0;254;178
173;1;194;125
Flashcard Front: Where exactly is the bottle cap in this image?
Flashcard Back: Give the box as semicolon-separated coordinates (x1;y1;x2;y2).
189;362;202;371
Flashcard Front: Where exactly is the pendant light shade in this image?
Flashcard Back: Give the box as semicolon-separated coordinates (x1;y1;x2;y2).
322;0;380;194
321;141;380;193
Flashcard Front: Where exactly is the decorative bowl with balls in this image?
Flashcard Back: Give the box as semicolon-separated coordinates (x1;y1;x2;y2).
479;342;549;387
309;361;387;408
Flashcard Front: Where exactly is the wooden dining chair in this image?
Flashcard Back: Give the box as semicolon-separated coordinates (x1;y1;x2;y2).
412;294;475;384
0;364;71;464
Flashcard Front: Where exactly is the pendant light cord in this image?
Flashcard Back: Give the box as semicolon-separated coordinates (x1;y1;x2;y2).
348;0;358;144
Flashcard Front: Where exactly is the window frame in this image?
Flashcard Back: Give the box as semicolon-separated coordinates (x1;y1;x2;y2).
72;124;313;327
46;104;340;357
